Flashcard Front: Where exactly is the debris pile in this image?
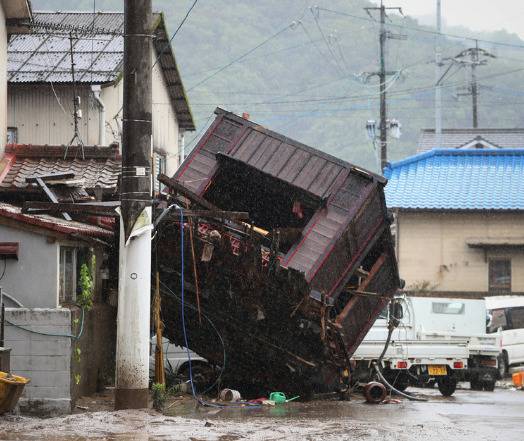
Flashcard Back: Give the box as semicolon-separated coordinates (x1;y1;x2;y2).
155;108;400;396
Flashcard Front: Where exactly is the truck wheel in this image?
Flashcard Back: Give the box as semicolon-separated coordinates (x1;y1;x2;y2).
470;379;483;391
391;373;410;392
437;376;457;397
483;380;495;392
498;352;508;378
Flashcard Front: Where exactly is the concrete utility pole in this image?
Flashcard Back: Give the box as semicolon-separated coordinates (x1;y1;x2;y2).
453;41;495;128
115;0;153;410
434;0;442;146
364;1;404;172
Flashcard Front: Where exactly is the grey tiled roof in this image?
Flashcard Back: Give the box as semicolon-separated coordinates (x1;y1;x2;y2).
0;145;120;193
418;128;524;151
8;11;195;130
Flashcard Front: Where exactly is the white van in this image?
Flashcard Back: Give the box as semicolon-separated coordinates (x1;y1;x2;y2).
485;296;524;376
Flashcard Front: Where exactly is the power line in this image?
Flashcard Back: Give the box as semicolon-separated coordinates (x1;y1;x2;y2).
153;0;198;68
188;66;524;107
187;22;295;92
317;7;524;50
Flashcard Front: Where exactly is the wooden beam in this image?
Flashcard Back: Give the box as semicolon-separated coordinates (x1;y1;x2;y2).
158;173;218;211
23;201;120;217
34;177;72;221
167;209;249;221
25;172;75;183
335;253;387;325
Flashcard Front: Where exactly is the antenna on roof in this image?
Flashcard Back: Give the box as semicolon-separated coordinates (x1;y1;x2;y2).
65;32;85;160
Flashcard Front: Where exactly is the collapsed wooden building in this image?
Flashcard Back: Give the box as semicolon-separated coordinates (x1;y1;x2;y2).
156;108;400;395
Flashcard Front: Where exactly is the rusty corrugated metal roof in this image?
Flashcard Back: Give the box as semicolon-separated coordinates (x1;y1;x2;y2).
8;11;195;130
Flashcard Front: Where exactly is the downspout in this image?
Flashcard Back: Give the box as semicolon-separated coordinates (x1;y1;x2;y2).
91;85;106;146
178;130;185;168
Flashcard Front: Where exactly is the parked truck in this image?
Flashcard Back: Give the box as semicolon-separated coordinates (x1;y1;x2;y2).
352;296;499;396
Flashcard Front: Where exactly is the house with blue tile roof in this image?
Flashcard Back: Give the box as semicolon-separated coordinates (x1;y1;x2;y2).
384;148;524;298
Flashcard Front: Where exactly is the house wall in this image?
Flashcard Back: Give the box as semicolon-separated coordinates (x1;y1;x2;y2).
8;46;182;175
0;4;7;151
0;224;59;308
5;308;72;416
397;211;524;293
7;84;104;147
152;50;180;176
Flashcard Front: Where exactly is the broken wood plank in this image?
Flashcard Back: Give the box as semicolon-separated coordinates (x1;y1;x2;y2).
25;172;75;183
34;177;72;221
158;173;218;211
166;209;249;221
23;201;120;217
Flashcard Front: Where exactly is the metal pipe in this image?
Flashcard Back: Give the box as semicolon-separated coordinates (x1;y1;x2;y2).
91;85;106;146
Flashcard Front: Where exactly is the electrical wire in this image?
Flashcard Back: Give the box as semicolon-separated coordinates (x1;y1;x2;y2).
187;23;295;92
317;7;524;50
188;66;524;106
152;0;199;69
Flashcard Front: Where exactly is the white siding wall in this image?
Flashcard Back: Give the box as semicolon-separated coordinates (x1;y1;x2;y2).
0;4;7;151
152;50;180;176
7;48;181;175
7;84;112;146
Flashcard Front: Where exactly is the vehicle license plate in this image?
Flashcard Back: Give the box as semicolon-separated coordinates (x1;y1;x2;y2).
428;365;447;376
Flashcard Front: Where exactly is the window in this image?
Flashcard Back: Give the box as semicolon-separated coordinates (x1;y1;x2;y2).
7;127;17;144
489;259;511;292
59;246;77;304
508;307;524;330
432;302;465;315
153;153;167;194
487;308;507;333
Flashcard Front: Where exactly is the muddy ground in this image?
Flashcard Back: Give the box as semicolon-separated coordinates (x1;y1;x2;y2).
1;384;523;440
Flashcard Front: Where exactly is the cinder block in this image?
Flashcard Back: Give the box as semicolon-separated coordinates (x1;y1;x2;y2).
5;338;70;356
10;355;70;371
15;370;70;389
5;324;72;342
18;398;71;416
23;384;70;400
6;308;71;325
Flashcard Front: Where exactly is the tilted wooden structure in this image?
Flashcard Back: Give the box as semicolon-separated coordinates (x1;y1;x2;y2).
156;108;400;394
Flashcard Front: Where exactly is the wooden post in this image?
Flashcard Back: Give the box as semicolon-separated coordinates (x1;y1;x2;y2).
154;272;165;385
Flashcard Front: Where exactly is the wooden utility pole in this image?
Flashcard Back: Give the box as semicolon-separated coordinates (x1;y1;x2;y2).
364;1;404;172
434;0;442;146
115;0;153;410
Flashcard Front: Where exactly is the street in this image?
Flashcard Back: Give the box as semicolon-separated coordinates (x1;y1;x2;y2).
1;385;523;440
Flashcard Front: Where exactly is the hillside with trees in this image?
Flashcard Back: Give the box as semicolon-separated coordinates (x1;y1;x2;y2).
32;0;524;171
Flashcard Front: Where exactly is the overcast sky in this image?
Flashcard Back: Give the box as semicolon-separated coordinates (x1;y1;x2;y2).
375;0;524;38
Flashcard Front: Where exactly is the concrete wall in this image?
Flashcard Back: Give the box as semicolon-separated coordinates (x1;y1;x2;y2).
0;224;59;308
5;308;72;416
0;4;7;152
397;211;524;293
71;304;116;401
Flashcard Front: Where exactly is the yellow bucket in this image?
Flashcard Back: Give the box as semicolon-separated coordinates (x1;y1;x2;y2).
0;371;30;414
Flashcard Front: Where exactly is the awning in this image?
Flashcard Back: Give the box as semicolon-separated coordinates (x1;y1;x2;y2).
466;237;524;249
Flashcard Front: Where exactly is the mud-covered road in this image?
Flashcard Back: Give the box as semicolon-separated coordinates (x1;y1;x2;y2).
1;386;523;440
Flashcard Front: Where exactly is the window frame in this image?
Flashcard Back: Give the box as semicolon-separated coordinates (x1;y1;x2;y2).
59;246;77;305
488;258;512;293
